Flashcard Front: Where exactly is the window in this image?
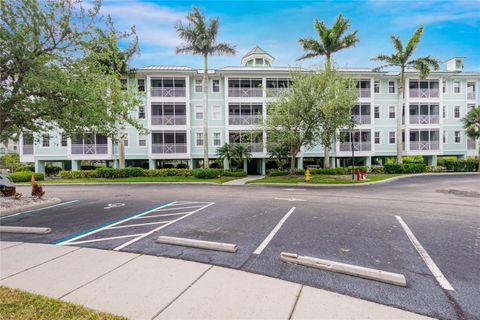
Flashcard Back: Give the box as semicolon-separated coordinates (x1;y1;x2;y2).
213;132;221;146
212;79;220;93
138;134;147;147
443;130;446;144
443;80;446;94
196;132;204;146
374;81;380;93
389;106;395;119
388;81;395;93
454;81;461;94
42;134;50;147
123;133;129;147
195;105;203;120
212;105;221;120
195;79;203;93
374;106;380;119
137;79;145;92
374;132;380;144
121;79;128;91
454;131;461;144
60;135;68;147
454;105;460;118
138;106;145;119
389;132;396;144
442;105;446;118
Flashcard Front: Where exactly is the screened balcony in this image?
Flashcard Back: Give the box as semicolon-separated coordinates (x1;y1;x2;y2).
151;103;187;125
71;133;108;155
467;82;476;100
352;103;371;124
150;77;186;97
339;130;371;152
409;103;439;124
266;78;292;97
409;80;439;98
229;103;263;125
22;133;34;155
229;131;263;152
228;78;262;97
151;131;187;154
356;80;371;98
409;130;440;150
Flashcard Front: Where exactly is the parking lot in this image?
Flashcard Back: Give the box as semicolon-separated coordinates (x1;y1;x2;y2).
1;174;479;319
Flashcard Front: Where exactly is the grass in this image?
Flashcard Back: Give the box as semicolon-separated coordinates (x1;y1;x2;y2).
247;174;401;184
19;176;239;185
0;286;125;320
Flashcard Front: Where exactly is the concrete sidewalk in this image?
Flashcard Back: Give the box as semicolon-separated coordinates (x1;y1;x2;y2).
223;175;264;185
0;241;431;320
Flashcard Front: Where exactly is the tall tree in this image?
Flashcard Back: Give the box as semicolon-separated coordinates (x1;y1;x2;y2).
216;143;235;169
372;26;439;163
463;105;480;168
175;6;236;168
297;13;359;167
265;70;357;175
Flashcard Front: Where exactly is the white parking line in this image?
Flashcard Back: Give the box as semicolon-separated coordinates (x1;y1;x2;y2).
132;212;192;219
395;215;455;291
153;205;205;212
253;207;296;255
65;234;144;245
108;221;172;229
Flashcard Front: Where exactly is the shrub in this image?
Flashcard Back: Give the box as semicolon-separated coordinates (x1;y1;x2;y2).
384;163;427;174
369;166;385;174
9;172;44;183
346;165;369;173
443;159;479;172
144;169;193;177
45;165;62;176
193;168;223;179
268;169;289;176
403;156;424;164
295;168;306;175
161;163;174;169
309;167;347;175
59;170;98;179
437;157;458;167
222;170;247;177
80;165;97;170
95;167;119;178
16;165;34;172
121;167;144;177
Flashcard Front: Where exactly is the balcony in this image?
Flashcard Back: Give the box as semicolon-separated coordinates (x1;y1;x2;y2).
409;141;440;151
151;143;187;154
150;87;186;97
266;88;290;97
228;88;263;98
229;115;262;125
358;88;371;98
409;115;439;125
151;115;186;126
71;144;108;155
231;142;263;153
22;145;33;155
409;88;439;98
467;138;477;150
467;92;476;100
352;115;371;125
339;142;371;152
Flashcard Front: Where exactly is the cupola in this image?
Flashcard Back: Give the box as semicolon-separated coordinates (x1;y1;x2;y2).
445;57;465;72
241;46;274;67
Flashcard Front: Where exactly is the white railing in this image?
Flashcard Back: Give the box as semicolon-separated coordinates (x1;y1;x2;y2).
409;115;440;124
150;87;186;97
409;88;439;98
409;140;440;150
228;115;263;125
22;145;33;155
71;144;108;155
467;139;477;150
151;115;186;126
352;114;371;125
228;88;263;98
266;88;290;97
467;92;476;100
358;88;371;98
151;143;187;154
339;142;371;152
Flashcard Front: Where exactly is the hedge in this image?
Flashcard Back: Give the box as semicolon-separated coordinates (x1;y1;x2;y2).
442;159;479;172
384;163;427;174
222;170;247;177
309;167;347;175
59;170;98;179
144;168;193;177
16;166;34;172
193;168;223;179
9;172;44;183
268;169;289;176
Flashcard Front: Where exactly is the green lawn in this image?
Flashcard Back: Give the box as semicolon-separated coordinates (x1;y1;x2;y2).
247;174;401;184
0;286;125;320
19;176;239;185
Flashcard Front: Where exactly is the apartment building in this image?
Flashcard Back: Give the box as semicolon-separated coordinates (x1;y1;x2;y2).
19;47;479;174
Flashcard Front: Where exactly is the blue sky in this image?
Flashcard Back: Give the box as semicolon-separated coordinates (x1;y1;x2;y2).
101;0;480;71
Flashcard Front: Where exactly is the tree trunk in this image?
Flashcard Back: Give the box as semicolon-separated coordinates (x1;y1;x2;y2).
397;73;404;164
289;147;297;175
203;55;209;168
324;145;330;168
118;126;126;169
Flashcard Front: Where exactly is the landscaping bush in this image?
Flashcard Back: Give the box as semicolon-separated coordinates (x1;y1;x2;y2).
309;167;347;175
437;157;458;167
95;167;119;178
80;165;97;170
16;165;34;172
442;159;479;172
346;165;369;173
384;163;427;174
45;165;62;176
403;156;424;164
369;166;385;174
144;168;193;177
121;167;144;177
222;170;247;177
59;170;98;179
9;172;44;182
295;168;306;175
161;163;175;169
193;168;223;179
268;169;289;176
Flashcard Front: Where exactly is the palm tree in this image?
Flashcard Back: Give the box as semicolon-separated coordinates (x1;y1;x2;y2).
175;7;236;168
216;143;235;170
463;106;480;169
233;143;251;172
268;143;289;170
297;13;359;168
372;26;439;163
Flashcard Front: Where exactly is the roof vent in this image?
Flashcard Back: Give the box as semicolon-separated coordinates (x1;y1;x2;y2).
445;57;465;72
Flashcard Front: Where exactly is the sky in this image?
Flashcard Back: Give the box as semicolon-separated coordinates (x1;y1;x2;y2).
100;0;480;71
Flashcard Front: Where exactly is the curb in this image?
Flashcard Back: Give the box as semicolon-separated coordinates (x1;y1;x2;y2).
0;198;62;217
17;182;222;186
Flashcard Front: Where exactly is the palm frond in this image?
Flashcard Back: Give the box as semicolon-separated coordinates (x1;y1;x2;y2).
404;26;424;58
297;38;325;61
390;35;403;54
175;44;196;55
211;42;236;55
407;55;440;78
371;54;399;65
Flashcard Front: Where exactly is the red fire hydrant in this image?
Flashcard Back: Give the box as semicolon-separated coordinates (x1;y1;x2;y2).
356;169;361;181
361;169;365;180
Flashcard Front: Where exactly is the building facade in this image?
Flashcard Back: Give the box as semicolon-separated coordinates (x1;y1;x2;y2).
19;47;479;174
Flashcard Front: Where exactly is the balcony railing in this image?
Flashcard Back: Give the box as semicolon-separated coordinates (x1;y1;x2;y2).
71;144;108;155
358;88;371;98
409;115;440;125
409;88;439;98
409;140;440;151
352;115;371;125
150;87;186;97
266;88;289;97
467;139;477;150
151;115;186;126
228;115;263;125
467;92;476;100
228;88;263;98
22;145;33;155
151;143;187;154
339;142;371;152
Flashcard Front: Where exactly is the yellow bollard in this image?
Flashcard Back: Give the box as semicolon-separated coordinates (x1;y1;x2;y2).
305;168;311;182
